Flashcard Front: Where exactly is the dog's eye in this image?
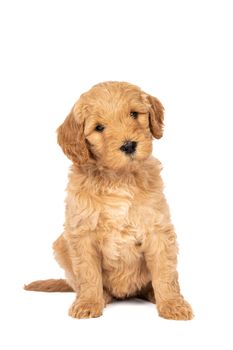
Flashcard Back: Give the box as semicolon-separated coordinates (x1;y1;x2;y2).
130;111;138;119
95;124;105;132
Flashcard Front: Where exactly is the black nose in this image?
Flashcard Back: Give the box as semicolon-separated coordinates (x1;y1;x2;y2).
120;141;137;154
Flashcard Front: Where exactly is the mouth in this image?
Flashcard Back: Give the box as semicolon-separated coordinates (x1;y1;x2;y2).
129;153;137;160
120;149;137;160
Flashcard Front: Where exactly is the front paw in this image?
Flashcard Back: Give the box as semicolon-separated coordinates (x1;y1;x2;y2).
157;298;194;320
69;299;104;319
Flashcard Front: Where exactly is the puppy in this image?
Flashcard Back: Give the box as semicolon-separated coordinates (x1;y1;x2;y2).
25;81;193;320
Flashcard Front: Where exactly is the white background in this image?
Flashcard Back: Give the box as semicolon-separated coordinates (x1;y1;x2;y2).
0;0;233;349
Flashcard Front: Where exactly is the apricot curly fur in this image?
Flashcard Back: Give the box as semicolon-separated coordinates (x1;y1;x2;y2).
25;81;193;320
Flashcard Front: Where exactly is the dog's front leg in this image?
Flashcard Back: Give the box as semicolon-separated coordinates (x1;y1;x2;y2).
145;226;193;320
68;232;104;319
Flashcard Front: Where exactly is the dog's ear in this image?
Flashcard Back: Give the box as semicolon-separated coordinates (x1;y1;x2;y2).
147;95;164;139
57;103;90;165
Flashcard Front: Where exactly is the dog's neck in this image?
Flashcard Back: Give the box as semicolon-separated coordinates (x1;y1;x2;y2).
71;155;160;185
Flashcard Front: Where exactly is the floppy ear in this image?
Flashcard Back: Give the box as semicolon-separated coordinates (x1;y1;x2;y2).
147;95;164;139
57;104;90;165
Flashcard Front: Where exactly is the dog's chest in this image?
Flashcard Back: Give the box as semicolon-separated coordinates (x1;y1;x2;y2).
97;185;157;262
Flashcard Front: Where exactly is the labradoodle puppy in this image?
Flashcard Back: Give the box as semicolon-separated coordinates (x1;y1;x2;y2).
25;81;193;320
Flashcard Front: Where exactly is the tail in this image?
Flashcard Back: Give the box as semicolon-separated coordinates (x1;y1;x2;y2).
24;279;74;292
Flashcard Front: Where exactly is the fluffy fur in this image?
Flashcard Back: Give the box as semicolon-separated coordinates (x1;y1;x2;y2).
25;81;193;320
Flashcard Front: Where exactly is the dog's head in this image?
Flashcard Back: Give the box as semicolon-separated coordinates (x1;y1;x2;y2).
57;82;164;170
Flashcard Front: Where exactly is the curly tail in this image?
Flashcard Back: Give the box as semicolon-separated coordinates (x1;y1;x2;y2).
24;279;73;292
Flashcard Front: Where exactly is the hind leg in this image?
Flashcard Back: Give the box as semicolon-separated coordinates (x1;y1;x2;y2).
137;282;156;303
53;234;76;290
103;289;114;306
